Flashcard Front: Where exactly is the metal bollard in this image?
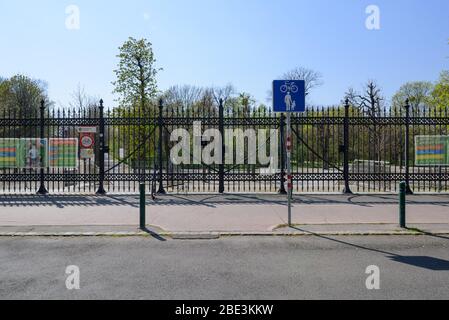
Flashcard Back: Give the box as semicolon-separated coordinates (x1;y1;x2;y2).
140;183;146;230
399;181;406;228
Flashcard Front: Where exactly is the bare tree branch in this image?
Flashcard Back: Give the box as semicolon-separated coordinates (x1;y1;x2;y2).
282;67;324;97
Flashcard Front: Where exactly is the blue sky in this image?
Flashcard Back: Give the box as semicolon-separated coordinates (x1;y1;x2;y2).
0;0;448;108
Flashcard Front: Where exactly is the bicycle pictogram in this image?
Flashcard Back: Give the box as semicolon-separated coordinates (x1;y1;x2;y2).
280;81;299;94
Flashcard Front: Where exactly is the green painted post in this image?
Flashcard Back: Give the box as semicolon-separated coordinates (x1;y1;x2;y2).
37;99;48;195
140;183;146;230
399;181;406;228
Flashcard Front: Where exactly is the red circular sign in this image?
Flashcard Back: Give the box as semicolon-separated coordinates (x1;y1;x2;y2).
80;133;94;148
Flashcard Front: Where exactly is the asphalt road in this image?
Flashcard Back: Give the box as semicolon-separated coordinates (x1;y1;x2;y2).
1;235;449;300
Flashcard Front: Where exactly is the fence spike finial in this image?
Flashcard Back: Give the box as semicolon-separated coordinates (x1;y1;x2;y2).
404;99;410;108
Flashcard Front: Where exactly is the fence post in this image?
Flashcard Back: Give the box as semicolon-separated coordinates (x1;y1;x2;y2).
96;99;106;195
403;99;413;195
399;181;407;228
140;183;146;230
37;99;48;195
157;98;166;194
218;98;225;194
343;99;353;194
278;113;287;194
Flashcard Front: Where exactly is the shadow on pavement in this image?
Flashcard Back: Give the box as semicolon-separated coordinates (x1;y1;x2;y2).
1;193;449;208
388;256;449;271
0;194;140;208
292;226;449;271
141;227;167;242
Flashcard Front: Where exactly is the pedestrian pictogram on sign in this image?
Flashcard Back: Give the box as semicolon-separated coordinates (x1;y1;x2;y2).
273;80;306;113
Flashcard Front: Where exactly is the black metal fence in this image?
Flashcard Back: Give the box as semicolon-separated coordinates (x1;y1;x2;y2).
1;99;448;194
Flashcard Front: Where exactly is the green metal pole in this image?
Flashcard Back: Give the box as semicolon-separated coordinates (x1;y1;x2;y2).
140;183;146;230
37;99;48;195
399;181;406;228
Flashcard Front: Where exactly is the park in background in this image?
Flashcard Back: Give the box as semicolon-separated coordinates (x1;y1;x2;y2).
0;99;448;194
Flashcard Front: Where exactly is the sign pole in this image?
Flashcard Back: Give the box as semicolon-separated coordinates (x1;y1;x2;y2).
273;80;305;229
286;112;292;227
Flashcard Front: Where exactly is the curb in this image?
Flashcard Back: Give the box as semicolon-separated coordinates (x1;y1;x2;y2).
1;230;448;238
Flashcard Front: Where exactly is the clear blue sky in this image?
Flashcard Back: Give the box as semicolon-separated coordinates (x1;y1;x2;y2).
0;0;448;108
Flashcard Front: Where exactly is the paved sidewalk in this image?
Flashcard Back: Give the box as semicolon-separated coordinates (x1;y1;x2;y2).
0;193;449;235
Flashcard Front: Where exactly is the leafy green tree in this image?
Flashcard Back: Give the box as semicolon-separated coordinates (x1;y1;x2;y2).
430;70;449;111
112;37;161;112
0;74;51;115
109;102;158;168
0;75;52;139
391;81;433;112
111;37;161;167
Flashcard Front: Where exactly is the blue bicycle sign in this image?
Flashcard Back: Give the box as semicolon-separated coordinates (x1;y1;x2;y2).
273;80;305;113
